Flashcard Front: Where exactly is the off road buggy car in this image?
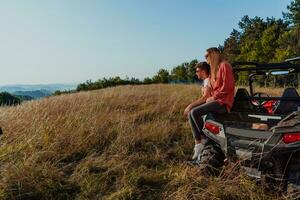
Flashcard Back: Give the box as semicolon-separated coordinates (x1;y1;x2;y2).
199;57;300;195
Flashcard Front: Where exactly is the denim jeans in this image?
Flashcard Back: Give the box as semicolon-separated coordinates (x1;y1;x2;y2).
188;100;227;141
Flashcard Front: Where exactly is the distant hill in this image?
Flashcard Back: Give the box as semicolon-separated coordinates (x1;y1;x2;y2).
0;84;77;99
12;89;53;99
0;83;77;93
15;95;33;101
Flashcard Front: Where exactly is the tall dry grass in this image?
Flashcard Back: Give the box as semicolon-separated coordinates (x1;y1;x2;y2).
0;84;289;199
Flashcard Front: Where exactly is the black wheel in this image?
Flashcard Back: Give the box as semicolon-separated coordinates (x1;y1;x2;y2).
260;156;286;192
198;142;225;176
263;156;300;197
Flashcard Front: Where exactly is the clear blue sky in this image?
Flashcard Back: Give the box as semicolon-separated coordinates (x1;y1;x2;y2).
0;0;291;85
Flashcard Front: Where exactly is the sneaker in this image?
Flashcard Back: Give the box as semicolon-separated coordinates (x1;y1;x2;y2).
192;143;204;160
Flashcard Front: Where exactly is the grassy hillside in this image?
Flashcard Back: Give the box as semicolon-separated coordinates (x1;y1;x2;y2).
0;85;287;199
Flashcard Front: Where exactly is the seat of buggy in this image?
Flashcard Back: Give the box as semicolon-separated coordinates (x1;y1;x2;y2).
231;88;254;112
273;88;300;115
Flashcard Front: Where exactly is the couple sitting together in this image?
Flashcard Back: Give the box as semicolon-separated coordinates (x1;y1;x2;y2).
184;47;235;161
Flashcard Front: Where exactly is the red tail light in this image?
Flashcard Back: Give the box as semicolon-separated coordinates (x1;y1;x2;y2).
282;132;300;144
204;122;220;135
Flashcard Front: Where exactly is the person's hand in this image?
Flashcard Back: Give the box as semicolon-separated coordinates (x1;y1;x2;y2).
184;105;192;116
206;97;214;103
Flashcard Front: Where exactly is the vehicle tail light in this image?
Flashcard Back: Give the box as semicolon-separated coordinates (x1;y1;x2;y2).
204;122;220;135
282;132;300;144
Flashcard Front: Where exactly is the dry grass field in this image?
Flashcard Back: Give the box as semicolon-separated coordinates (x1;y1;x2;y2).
0;84;294;199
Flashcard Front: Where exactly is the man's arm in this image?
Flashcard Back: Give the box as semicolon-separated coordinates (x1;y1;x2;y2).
190;87;211;107
184;86;211;116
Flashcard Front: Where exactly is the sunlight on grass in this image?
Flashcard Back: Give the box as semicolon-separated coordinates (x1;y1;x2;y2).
0;84;289;199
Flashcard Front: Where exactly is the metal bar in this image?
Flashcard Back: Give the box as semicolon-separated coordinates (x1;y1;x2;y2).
285;57;300;62
232;61;300;72
233;65;300;72
243;97;300;101
248;73;256;95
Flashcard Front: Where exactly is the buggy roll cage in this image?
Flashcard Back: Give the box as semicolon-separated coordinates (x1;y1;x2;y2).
231;57;300;101
232;56;300;72
285;56;300;63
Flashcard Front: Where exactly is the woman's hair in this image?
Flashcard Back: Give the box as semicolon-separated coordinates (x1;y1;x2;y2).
206;47;220;54
206;47;223;81
195;62;210;75
206;47;222;63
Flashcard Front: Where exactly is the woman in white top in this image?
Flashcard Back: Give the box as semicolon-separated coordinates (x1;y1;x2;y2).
184;62;212;160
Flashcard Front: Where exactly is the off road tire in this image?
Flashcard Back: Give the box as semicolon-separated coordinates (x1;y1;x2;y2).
199;142;225;176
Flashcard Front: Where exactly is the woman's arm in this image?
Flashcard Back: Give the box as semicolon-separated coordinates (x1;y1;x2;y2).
212;62;234;100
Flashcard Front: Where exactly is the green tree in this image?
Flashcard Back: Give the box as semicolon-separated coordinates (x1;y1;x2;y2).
153;69;170;83
223;29;241;62
0;92;21;106
170;65;188;82
237;16;266;62
130;77;141;85
186;59;198;82
143;77;153;84
261;19;289;62
283;0;300;26
222;15;291;86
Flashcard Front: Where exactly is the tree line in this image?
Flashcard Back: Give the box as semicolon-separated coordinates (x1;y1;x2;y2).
65;59;199;93
0;92;22;106
55;0;300;94
222;0;300;87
